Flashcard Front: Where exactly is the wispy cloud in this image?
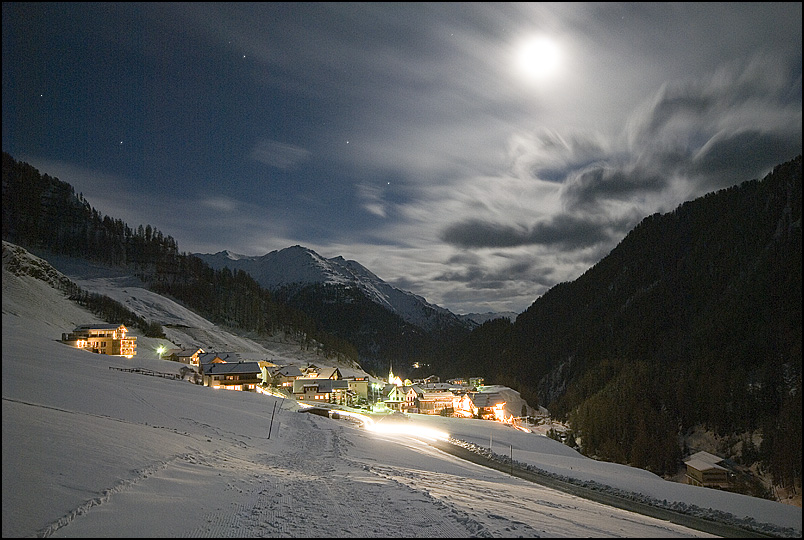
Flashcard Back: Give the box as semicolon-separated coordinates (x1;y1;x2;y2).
199;196;238;212
357;183;388;218
250;140;310;170
5;3;800;314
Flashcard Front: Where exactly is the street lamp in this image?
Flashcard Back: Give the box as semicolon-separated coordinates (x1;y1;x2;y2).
371;382;383;407
156;345;166;359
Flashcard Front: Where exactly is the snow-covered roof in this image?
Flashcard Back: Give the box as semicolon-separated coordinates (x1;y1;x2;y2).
169;348;203;357
74;323;126;330
421;382;453;390
271;365;303;377
420;392;456;401
314;367;341;380
469;392;505;408
685;458;727;472
203;362;261;375
198;351;239;363
292;378;348;393
685;451;724;466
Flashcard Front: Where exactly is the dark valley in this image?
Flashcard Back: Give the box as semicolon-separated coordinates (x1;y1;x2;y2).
3;151;801;500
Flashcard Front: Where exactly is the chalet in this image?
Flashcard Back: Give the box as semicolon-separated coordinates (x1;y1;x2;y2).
164;347;205;365
293;377;349;404
202;362;262;391
301;364;321;377
684;451;730;488
261;364;303;388
453;393;476;418
456;392;507;420
403;385;425;413
301;365;342;380
382;384;407;411
62;324;136;358
417;391;457;415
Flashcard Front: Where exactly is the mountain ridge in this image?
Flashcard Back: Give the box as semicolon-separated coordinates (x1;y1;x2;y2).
195;245;477;333
473;155;803;480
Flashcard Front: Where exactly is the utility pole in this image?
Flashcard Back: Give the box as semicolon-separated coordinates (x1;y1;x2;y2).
267;401;277;439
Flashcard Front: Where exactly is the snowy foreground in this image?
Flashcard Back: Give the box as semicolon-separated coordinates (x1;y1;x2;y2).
2;246;802;538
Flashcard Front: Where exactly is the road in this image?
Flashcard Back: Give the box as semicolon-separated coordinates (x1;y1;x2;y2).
429;437;771;538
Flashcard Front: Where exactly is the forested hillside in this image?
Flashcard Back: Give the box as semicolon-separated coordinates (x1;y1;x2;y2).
1;152;358;363
444;155;801;491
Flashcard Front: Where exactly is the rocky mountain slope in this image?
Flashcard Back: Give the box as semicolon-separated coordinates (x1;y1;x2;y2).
195;246;473;333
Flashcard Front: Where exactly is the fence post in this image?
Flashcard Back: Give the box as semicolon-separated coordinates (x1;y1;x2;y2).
510;444;513;476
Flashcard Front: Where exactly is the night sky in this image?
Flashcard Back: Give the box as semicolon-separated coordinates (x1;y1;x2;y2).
3;3;801;314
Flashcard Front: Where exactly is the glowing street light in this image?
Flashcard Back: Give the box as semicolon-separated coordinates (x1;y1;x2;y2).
156;345;166;359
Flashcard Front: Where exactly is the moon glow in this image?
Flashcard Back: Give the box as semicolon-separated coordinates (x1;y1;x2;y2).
516;36;561;82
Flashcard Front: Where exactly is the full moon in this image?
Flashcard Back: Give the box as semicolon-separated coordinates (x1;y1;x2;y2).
516;36;561;82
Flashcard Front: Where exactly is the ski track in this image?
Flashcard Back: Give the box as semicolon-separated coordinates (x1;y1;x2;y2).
32;403;711;538
181;414;486;538
38;457;175;538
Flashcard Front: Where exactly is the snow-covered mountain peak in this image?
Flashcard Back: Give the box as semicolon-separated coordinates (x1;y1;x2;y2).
211;249;249;261
195;246;469;332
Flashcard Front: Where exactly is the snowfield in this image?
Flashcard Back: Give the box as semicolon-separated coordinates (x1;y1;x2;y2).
2;242;801;537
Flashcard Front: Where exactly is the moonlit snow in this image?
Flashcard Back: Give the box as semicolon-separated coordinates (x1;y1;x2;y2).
2;242;801;537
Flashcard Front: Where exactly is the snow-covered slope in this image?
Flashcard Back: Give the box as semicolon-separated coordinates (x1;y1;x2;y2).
196;246;470;332
8;242;368;376
3;241;802;537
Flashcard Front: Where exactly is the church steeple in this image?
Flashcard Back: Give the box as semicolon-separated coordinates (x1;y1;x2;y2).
388;361;402;386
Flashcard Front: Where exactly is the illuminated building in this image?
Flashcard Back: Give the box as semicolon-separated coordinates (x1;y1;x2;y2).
162;347;205;365
61;324;136;358
293;377;349;404
201;361;262;391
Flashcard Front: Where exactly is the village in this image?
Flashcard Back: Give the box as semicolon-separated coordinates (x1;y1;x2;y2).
60;322;740;491
60;323;533;425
